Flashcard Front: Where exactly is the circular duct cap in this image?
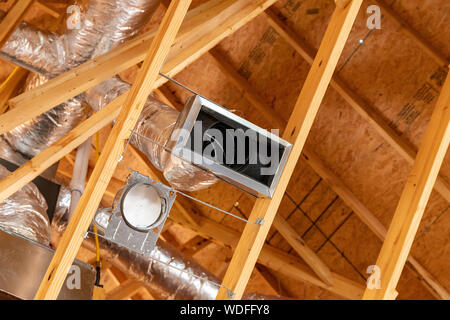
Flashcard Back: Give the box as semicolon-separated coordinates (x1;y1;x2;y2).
121;183;163;231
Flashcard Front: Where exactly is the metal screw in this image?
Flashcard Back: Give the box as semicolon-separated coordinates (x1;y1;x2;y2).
255;218;265;226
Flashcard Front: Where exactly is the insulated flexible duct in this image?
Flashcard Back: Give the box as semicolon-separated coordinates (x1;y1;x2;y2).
0;164;50;245
86;76;218;191
3;73;88;157
52;188;221;300
0;0;160;158
1;0;161;76
52;189;283;300
0;0;217;191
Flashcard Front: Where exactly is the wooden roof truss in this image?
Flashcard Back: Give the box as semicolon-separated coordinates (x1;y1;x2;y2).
0;0;448;300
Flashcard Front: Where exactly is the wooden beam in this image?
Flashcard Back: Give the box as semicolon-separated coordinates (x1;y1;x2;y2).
180;235;210;256
106;279;142;300
34;0;191;300
34;1;60;19
56;166;363;300
301;149;450;300
266;10;450;295
208;48;334;286
208;24;449;298
209;49;285;128
156;0;279;87
255;264;292;297
273;215;334;286
2;0;278;137
375;0;449;68
303;150;387;240
335;0;351;9
363;71;450;299
0;95;124;203
170;205;365;300
216;1;363;300
154;86;183;111
0;0;34;49
265;8;450;204
0;66;28;114
0;0;231;134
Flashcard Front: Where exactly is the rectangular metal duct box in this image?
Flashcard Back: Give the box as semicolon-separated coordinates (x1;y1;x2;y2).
0;228;95;300
168;95;292;197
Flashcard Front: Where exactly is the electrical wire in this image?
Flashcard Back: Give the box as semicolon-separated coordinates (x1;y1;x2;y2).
0;66;21;114
93;132;103;287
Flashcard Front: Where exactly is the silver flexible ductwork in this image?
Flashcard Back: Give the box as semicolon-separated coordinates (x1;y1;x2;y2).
0;0;249;300
0;0;217;191
86;76;218;191
3;73;88;157
52;188;220;300
0;164;50;245
52;189;283;300
1;0;161;76
0;0;160;158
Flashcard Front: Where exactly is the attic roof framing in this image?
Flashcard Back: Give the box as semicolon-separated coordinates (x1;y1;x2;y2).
0;0;448;300
34;0;193;300
216;0;364;300
363;70;450;300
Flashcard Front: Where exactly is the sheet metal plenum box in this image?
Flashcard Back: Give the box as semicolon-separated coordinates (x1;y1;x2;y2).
0;228;95;300
168;95;292;198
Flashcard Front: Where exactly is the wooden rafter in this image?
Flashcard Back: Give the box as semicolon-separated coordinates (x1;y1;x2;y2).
34;0;192;300
264;7;450;298
0;66;28;114
255;264;292;297
264;8;450;204
170;203;364;300
34;1;61;19
0;94;124;203
301;149;450;300
209;50;334;286
209;49;285;128
375;0;449;68
272;215;334;286
0;0;34;49
0;0;278;137
106;279;143;300
363;71;450;300
216;1;363;300
0;0;262;222
335;0;351;9
209;32;449;299
180;235;210;256
58;150;364;300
